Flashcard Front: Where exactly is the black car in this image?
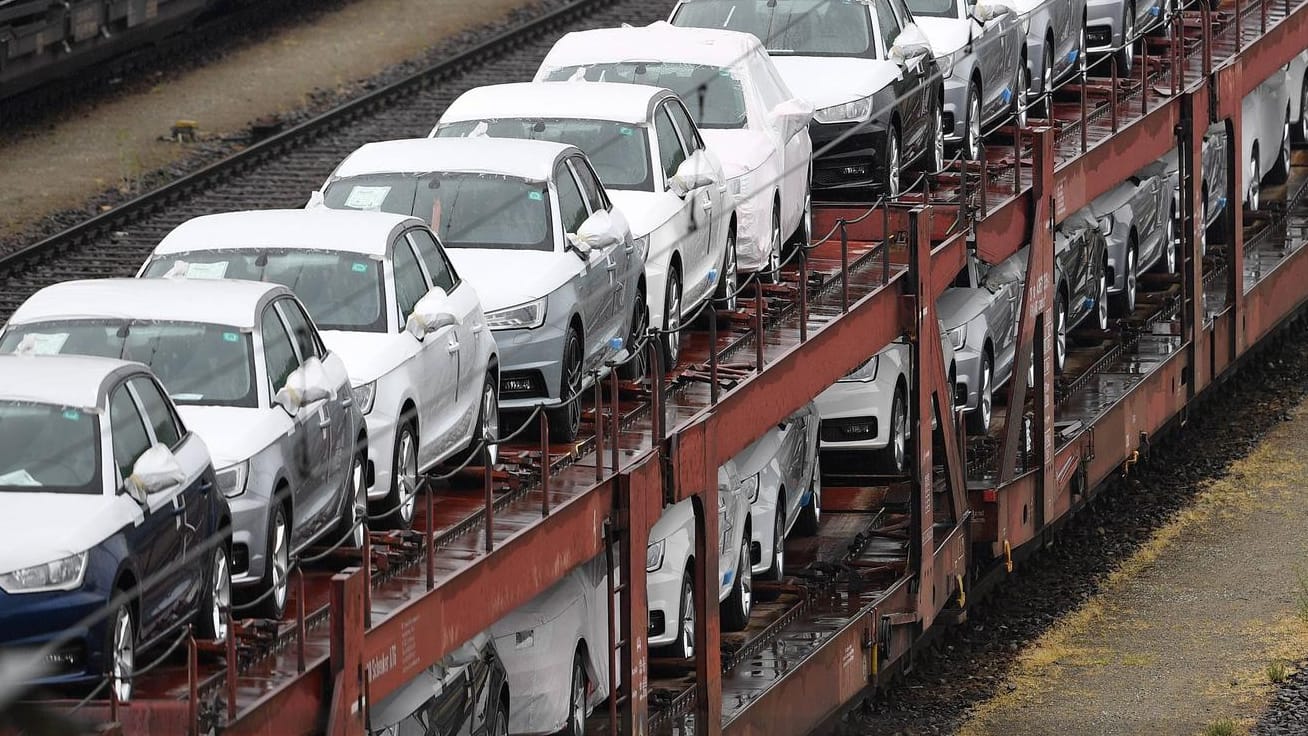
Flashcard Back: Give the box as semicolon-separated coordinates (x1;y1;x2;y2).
367;633;509;736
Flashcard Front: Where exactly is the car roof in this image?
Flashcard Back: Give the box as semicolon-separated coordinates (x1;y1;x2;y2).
0;354;145;409
539;21;763;74
439;82;675;127
8;278;288;331
155;209;422;258
330;137;577;182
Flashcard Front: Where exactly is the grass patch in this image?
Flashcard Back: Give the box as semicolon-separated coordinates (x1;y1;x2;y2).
1267;659;1290;683
1202;718;1239;736
1296;572;1308;625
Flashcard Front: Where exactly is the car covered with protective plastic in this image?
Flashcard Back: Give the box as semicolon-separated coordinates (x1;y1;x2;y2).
366;632;509;736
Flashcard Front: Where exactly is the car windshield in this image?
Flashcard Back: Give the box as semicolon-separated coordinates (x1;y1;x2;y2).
0;402;101;494
0;321;258;408
544;63;747;129
904;0;961;18
436;118;654;191
323;173;554;252
140;249;386;332
671;0;875;57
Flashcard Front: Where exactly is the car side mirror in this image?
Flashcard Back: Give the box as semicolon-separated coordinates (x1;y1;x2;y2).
669;155;720;197
306;190;326;210
123;444;185;503
406;287;459;340
566;209;622;257
972;1;1014;21
890;25;933;66
274;357;334;415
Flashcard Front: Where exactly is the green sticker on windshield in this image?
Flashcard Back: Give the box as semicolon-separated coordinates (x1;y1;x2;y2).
619;127;633;136
352;262;369;273
528;191;544;201
62;410;81;421
223;332;239;343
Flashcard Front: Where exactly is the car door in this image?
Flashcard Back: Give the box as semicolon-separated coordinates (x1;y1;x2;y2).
750;50;810;230
1132;176;1164;268
409;227;483;438
260;304;329;547
557;158;618;364
776;416;808;527
128;374;212;625
277;297;352;497
392;235;460;463
109;381;184;643
666;98;720;305
878;0;932;161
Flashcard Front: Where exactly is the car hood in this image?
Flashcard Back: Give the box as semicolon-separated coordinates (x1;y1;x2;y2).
607;189;680;241
985;247;1029;288
321;330;407;387
938;286;993;329
1088;181;1139;218
915;17;971;56
733;426;784;479
0;493;139;573
649;496;694;545
771;56;902;110
699;128;776;180
446;249;579;313
490;557;599;633
178;405;286;469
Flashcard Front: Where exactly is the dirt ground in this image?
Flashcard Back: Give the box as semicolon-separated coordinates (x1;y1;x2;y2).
0;0;532;237
959;400;1308;735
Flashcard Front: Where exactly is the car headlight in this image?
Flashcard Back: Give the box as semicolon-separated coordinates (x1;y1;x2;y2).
740;473;761;503
947;324;968;350
485;298;547;331
0;551;88;593
352;382;376;414
1022;16;1031;33
216;461;249;498
813;95;875;125
1098;215;1114;236
939;48;965;79
843;355;880;382
513;629;535;650
646;539;665;572
717;497;732;554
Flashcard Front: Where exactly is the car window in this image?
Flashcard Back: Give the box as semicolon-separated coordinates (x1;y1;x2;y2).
110;384;152;483
406;229;457;292
130;376;182;449
569;157;609;214
393;238;430;321
555;162;590;235
874;0;902;50
655;106;689;184
276;298;322;362
261;307;299;395
667;100;704;153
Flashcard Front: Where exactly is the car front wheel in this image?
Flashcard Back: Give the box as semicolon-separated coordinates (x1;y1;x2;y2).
549;326;584;442
721;537;753;631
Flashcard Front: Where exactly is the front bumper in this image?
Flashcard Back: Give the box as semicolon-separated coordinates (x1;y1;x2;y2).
1103;230;1130;292
813;379;894;451
493;321;568;412
645;560;684;649
229;494;272;589
1085;0;1124;52
808;119;890;191
0;588;111;689
361;408;399;502
748;494;779;576
731;182;772;274
942;74;969;143
953;345;985;414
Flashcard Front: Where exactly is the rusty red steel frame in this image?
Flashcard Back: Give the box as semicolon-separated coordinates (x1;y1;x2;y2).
43;0;1308;733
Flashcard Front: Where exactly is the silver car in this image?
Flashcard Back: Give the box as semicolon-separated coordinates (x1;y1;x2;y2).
742;402;821;585
316;137;648;442
1083;170;1170;316
1010;0;1088;116
1138;124;1229;258
1086;0;1166;75
939;254;1022;434
1241;66;1293;212
0;279;365;619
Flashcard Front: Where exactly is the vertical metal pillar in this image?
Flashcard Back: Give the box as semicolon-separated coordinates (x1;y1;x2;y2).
692;440;723;736
327;568;366;736
1180;90;1209;396
907;207;937;631
617;458;661;736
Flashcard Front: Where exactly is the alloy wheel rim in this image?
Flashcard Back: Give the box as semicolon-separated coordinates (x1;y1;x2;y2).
1301;86;1308;141
980;363;993;429
1044;49;1054;115
1201;199;1209;256
398;431;418;524
572;666;586;734
1282;121;1292;174
1167;216;1177;272
271;510;289;610
1124;12;1135;69
967;94;981;161
483;383;500;465
1126;250;1137;312
1017;67;1029;128
773;511;785;578
350;457;366;547
1098;274;1109;329
1057;300;1067;371
724;233;739;311
681;576;695;657
1080;25;1088;75
1251;157;1260;211
769;211;782;279
739;541;752;617
811;454;822;523
112;607;133;702
212;548;230;641
933;106;946;171
892;399;907;471
667;276;682;364
888;133;901;197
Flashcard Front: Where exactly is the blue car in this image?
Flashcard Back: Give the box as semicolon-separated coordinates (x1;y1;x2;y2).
0;355;231;701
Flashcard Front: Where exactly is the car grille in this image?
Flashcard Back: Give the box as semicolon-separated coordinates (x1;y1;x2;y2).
648;611;665;638
1088;27;1112;46
820;417;879;442
232;543;250;576
501;370;547;400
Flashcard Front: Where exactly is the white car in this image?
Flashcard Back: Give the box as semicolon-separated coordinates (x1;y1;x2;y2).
535;21;814;279
138;209;498;531
742;403;821;586
1292;50;1308;145
0;279;364;619
490;554;612;736
1241;66;1292;212
815;322;957;473
432;81;737;365
646;459;754;657
313;137;648;443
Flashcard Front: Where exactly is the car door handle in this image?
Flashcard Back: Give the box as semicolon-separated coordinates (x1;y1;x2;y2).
606;261;619;272
446;339;461;354
318;415;332;428
624;243;634;254
198;478;213;495
471;323;485;335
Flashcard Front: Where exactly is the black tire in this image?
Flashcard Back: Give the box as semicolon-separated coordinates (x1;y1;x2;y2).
793;452;821;536
1297;80;1308;143
763;498;786;588
720;536;752;631
566;653;588;736
1014;56;1029;128
380;419;419;530
1093;266;1110;331
662;267;683;369
963;85;982;161
253;502;290;619
454;373;500;468
966;351;994;435
1038;44;1055;118
716;227;739;313
884;126;903;197
874;387;909;474
618;288;648;381
1268;117;1291;185
764;205;783;283
335;450;367;548
662;567;696;659
549;326;584;442
928;99;946;173
1116;4;1136;76
786;184;811;249
493;696;509;736
1153;204;1178;274
197;543;231;643
1110;239;1138;316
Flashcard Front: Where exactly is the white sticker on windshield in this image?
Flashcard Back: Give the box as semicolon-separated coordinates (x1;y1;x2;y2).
344;186;392;211
0;469;40;486
14;332;69;356
185;261;229;279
